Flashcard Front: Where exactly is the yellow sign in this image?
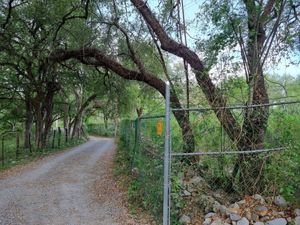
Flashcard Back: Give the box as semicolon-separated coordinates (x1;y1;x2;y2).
156;120;163;136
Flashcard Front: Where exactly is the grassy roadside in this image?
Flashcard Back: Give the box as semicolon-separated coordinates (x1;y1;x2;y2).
113;138;157;224
0;137;87;172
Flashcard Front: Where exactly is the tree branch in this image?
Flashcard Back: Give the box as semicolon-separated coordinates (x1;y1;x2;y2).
130;0;242;141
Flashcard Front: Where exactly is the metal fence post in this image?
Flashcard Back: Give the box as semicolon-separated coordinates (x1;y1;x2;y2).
1;136;4;167
163;81;171;225
16;132;20;159
58;127;61;147
29;132;32;153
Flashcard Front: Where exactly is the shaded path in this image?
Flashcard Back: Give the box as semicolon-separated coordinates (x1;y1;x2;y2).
0;137;128;225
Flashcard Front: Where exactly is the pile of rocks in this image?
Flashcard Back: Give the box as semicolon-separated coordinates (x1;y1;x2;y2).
200;195;300;225
179;194;300;225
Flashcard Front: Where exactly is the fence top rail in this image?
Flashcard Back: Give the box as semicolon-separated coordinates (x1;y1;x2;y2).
172;100;300;112
171;147;286;157
138;114;165;120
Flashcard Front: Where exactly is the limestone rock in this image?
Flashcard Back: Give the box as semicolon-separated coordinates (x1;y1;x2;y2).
261;216;270;222
295;209;300;216
252;213;259;222
213;201;221;213
211;219;224;225
229;203;240;209
253;194;265;204
266;218;287;225
195;194;216;213
203;218;212;225
219;205;227;216
230;213;241;221
226;207;241;215
295;216;300;225
245;211;252;221
255;206;268;217
182;190;191;197
205;213;216;219
237;200;246;205
237;217;249;225
179;215;191;224
254;222;265;225
273;196;288;207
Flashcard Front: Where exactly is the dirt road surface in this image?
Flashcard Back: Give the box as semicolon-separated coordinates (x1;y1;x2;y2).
0;137;150;225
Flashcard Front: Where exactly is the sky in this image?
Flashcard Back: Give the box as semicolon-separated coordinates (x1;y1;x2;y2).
150;0;299;77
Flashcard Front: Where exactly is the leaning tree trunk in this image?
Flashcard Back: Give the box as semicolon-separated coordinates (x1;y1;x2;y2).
71;93;97;138
233;14;270;193
235;69;269;193
42;81;59;147
49;49;195;152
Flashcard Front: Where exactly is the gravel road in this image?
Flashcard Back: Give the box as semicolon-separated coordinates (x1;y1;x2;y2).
0;137;129;225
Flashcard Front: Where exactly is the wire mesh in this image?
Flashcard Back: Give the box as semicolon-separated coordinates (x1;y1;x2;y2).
1;127;80;169
169;101;300;223
119;116;165;223
119;100;300;224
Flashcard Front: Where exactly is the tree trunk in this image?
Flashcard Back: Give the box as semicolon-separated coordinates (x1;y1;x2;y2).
35;104;43;149
43;81;57;147
233;7;270;193
71;92;97;138
62;103;70;132
49;48;195;152
24;95;33;149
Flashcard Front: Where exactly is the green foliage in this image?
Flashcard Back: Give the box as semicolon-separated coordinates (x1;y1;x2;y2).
116;119;165;223
264;109;300;204
86;123;115;137
0;131;86;171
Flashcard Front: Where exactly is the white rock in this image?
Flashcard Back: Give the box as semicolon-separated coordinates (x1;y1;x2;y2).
219;205;227;216
213;192;222;199
190;176;204;184
179;215;191;224
205;213;216;218
230;213;241;221
253;194;265;204
182;190;191;196
253;194;263;200
213;201;221;213
295;209;300;216
229;203;240;209
237;217;249;225
273;196;288;207
203;218;212;225
254;222;264;225
266;218;287;225
252;214;259;222
211;219;224;225
295;216;300;225
237;200;246;205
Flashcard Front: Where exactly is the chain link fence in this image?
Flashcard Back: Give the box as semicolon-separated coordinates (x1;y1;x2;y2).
168;100;300;224
119;98;300;224
119;116;165;223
